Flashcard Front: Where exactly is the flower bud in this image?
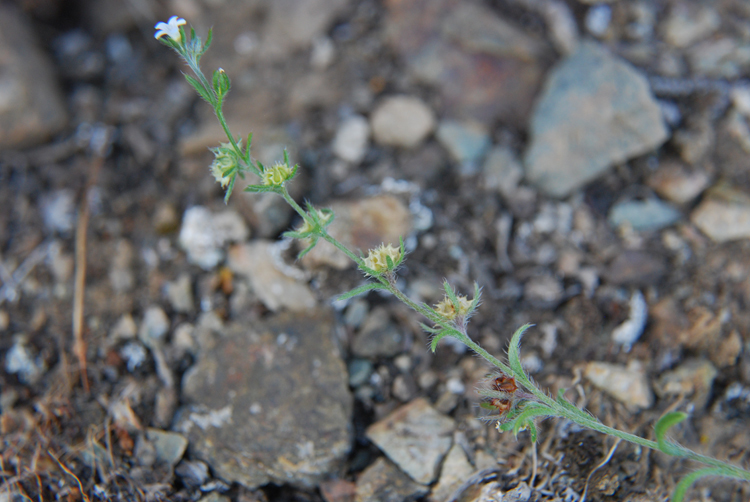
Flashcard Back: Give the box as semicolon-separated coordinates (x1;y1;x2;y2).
363;243;401;275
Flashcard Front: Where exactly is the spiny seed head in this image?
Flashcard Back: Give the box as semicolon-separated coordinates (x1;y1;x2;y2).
435;295;472;320
262;162;294;186
296;209;332;235
363;243;401;275
209;141;240;188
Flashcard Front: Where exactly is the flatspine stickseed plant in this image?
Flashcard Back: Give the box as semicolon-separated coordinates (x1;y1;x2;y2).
156;18;750;501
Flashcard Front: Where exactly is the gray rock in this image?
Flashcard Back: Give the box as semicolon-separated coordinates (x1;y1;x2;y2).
366;397;455;484
483;146;523;198
646;161;710;204
662;4;720;49
178;207;249;271
166;274;194;314
227;241;316;312
139;307;170;344
176;311;352;489
691;199;750;243
608;198;681;232
585;5;611;37
430;442;474;502
348;359;373;388
371;96;435;149
523;275;564;308
355;457;428;502
145;428;188;467
333;115;370;164
385;0;545;126
584;360;653;409
0;5;67;149
656;359;717;409
351;309;404;358
524;41;668;197
175;460;210;488
436;120;491;167
688;38;750;79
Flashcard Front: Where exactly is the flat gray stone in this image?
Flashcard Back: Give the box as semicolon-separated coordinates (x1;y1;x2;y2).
584;361;654;410
355;457;428;502
176;311;352;489
366;398;454;484
0;5;67;149
608;198;681;232
525;41;668;197
145;428;188;467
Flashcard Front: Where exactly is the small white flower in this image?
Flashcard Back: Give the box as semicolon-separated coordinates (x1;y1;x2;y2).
154;16;186;42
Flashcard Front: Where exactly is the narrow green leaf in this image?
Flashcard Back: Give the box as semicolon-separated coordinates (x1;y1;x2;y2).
443;280;458;307
385;254;394;269
283;148;290;167
204;27;213;52
672;468;727;502
223;174;236;203
337;282;386;301
526;421;538;443
480;402;498;411
509;403;552;440
184;73;214;105
655;411;688;456
508;323;533;378
419;323;441;335
430;330;451;352
296;237;319;260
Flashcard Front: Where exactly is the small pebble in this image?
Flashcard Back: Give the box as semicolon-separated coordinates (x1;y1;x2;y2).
332;114;369;163
40;189;76;234
139;306;170;343
370;96;435;149
585;5;611;37
175;460;210;487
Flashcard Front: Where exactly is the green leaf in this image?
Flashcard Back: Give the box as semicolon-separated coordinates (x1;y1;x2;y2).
396;236;405;266
296;237;319;260
419;323;441;335
337;283;386;301
654;411;688;456
430;330;452;352
508;323;533;379
184;73;215;105
672;468;727;502
443;280;458;307
204;27;213;52
223;174;237;203
508;403;552;441
283;148;290;167
480;401;498;411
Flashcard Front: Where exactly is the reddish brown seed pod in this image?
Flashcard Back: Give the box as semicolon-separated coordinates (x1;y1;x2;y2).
491;374;517;394
489;398;512;414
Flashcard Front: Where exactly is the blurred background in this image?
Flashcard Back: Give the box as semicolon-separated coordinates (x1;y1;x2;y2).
1;0;750;500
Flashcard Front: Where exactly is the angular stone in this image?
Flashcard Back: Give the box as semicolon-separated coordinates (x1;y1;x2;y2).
302;195;412;270
176;311;352;489
366;398;455;484
436;120;491;166
0;5;67;149
482;146;523;197
656;359;717;409
227;241;316;312
646;161;710;204
371;96;435;149
691;199;750;243
355;457;428;502
179;207;250;271
662;4;720;48
429;443;474;502
584;361;654;409
384;0;545;126
144;428;188;467
525;41;668;197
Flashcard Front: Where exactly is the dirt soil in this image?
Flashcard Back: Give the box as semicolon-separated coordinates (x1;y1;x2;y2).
2;1;750;501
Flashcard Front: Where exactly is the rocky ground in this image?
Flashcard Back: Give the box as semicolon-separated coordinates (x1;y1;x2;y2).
2;0;750;501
